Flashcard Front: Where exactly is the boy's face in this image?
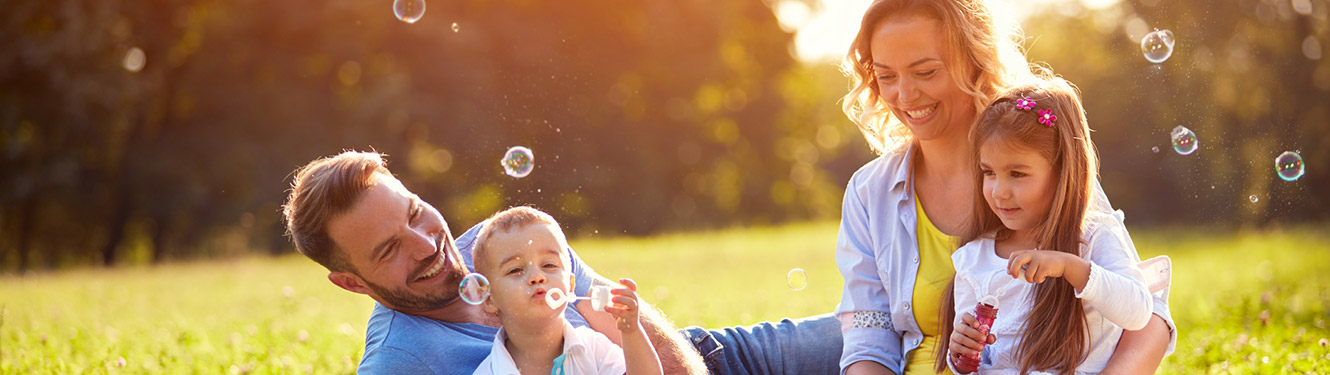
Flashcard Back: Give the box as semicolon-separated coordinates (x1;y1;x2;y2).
479;223;573;321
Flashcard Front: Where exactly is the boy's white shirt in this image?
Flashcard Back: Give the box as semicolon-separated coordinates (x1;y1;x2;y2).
947;210;1154;375
473;318;627;375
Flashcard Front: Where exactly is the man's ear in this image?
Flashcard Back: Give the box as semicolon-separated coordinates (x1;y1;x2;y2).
328;271;371;295
482;296;500;315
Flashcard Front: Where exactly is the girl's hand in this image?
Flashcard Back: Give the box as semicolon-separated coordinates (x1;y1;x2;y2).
1007;250;1079;283
604;278;642;332
950;312;996;357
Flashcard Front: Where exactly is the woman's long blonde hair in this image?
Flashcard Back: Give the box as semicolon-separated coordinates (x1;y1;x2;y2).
840;0;1032;154
938;78;1101;375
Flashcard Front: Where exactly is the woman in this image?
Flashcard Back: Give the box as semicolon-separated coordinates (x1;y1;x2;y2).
832;1;1176;374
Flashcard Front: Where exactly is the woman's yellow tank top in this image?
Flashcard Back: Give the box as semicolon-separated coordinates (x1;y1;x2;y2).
905;195;958;375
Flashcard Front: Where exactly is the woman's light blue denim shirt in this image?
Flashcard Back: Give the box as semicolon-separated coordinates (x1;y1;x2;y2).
834;143;1176;374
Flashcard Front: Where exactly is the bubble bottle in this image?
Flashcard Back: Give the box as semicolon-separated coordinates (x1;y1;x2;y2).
953;268;1024;374
954;296;999;374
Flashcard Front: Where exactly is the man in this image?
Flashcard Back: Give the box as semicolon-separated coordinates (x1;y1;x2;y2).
282;151;842;375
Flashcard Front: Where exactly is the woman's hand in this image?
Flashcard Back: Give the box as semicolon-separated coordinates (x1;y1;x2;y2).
950;312;996;357
605;278;643;332
1007;250;1091;290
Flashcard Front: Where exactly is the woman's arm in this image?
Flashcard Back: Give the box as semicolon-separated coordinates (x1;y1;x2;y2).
835;181;906;374
844;360;897;375
1102;315;1170;374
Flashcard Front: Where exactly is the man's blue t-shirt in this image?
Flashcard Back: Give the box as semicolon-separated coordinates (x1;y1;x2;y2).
357;223;599;375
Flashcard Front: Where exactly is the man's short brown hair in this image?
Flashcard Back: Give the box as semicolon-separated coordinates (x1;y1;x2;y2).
282;151;392;272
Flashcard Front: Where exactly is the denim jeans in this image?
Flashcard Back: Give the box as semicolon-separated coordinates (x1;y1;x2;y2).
679;313;842;375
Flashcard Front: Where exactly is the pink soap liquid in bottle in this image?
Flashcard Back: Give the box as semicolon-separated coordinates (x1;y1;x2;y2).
954;299;998;374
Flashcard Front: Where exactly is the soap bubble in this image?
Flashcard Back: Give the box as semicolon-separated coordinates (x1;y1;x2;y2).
459;273;490;305
1151;146;1160;153
123;47;145;72
787;268;808;291
451;22;460;33
1141;29;1175;64
1170;126;1198;155
502;146;534;178
1249;195;1259;203
394;0;425;24
1275;151;1305;181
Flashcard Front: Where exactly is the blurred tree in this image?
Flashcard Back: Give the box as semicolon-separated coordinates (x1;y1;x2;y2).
1022;0;1329;227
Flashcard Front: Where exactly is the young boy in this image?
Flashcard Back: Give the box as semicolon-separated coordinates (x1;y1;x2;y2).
471;206;662;375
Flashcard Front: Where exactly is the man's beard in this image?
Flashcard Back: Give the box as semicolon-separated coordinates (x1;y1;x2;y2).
363;277;458;311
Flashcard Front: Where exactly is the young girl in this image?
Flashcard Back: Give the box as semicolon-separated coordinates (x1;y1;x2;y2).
937;79;1154;375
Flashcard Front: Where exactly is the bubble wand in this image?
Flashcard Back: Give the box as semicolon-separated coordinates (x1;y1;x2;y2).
954;266;1027;374
545;285;614;311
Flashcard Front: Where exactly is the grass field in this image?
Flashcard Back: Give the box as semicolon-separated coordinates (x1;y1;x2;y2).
2;222;1329;374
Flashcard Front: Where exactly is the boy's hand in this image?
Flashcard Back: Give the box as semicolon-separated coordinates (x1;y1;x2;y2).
604;278;642;332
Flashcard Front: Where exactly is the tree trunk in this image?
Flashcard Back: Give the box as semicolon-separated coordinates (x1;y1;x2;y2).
151;214;170;263
100;191;132;267
16;197;37;273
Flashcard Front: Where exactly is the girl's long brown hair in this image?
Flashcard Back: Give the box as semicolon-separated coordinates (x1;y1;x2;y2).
934;78;1099;375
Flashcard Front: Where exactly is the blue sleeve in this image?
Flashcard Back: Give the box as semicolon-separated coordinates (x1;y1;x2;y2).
456;223;483;272
834;181;904;375
566;245;598;297
359;346;437;375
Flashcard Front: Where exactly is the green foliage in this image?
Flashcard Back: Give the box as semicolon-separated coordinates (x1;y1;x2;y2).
0;0;867;271
4;224;1328;373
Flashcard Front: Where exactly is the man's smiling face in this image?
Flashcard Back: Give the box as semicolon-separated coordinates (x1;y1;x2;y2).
326;173;468;312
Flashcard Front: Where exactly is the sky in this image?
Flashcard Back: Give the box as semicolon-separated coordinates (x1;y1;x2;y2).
775;0;1124;64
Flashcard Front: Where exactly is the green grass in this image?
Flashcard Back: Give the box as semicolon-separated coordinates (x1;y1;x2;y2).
2;222;1329;374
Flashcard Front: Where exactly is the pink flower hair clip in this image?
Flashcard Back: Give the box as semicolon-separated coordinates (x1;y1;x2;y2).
1037;109;1057;127
1015;96;1036;111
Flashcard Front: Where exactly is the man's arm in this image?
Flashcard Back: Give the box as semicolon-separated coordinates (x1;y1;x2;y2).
1101;315;1170;374
579;276;707;375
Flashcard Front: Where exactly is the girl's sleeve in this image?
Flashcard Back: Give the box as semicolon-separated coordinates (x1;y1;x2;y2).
1091;182;1177;355
1075;214;1154;330
834;183;903;375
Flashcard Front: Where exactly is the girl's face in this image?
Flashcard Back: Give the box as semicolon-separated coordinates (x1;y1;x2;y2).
979;138;1056;234
869;15;976;143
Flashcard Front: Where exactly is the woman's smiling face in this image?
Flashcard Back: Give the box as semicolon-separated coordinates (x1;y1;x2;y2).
870;14;976;143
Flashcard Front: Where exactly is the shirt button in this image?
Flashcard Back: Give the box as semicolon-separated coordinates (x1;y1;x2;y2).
903;303;911;310
913;257;919;263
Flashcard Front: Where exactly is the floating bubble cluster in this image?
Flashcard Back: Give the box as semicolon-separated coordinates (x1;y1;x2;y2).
502;146;534;178
394;0;425;24
459;273;490;305
787;268;808;291
1170;126;1198;155
1141;29;1176;64
1275;151;1305;182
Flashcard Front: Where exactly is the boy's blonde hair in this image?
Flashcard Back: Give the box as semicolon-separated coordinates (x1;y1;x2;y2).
472;206;569;276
